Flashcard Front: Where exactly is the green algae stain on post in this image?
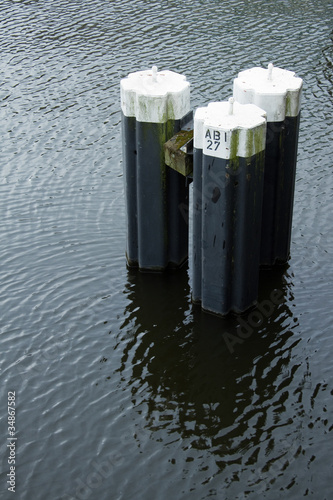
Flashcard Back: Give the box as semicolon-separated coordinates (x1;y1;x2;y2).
285;92;292;118
241;122;266;161
254;125;264;156
230;127;240;171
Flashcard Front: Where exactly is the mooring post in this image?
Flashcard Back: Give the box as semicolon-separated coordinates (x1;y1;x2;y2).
192;99;267;315
121;67;191;271
233;64;303;266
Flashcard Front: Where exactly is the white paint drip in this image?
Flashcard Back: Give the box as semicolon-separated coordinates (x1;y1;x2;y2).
233;64;303;122
193;107;209;149
267;62;273;81
152;65;158;83
120;68;190;123
228;97;234;115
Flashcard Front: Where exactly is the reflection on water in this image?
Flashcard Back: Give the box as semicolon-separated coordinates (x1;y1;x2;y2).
115;267;325;498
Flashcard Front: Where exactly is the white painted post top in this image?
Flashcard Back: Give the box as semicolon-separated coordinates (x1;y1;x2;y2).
233;64;303;122
194;99;267;159
121;66;190;123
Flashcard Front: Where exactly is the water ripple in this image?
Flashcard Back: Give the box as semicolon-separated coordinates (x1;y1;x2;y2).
1;1;333;499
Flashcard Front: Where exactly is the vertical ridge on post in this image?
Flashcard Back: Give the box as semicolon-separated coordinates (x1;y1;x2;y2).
167;163;189;268
231;152;265;310
121;67;191;271
192;107;207;303
273;114;301;262
193;100;267;316
136;120;168;270
168;109;194;268
122;115;138;267
233;64;302;266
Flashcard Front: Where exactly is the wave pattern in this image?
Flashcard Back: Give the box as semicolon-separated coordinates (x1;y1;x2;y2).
0;1;332;499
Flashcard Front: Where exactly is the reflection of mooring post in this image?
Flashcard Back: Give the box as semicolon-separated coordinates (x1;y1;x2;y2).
233;64;303;266
120;66;191;271
192;98;267;315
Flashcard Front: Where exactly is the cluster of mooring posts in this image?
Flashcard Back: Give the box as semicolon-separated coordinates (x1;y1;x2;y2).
120;64;303;316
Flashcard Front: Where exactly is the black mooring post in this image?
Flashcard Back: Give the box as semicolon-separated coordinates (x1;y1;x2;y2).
121;66;191;271
233;63;303;266
193;99;267;316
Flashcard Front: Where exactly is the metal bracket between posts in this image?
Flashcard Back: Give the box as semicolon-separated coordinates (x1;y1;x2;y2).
164;129;194;181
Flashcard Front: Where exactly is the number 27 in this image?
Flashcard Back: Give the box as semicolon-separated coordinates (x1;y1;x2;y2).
207;140;220;151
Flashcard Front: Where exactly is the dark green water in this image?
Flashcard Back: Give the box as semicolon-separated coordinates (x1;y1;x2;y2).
1;1;333;499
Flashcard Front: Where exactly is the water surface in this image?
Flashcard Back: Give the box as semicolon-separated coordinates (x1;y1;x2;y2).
1;1;333;499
